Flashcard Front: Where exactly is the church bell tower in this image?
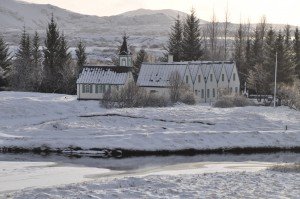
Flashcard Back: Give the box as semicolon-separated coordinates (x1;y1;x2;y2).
119;36;132;67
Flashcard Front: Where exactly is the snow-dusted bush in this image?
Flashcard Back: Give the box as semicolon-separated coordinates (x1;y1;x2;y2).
144;93;169;107
180;91;196;105
214;95;254;108
277;82;300;110
169;71;195;105
101;81;168;108
269;163;300;173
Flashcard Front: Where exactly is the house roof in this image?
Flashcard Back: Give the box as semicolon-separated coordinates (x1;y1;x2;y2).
137;61;236;87
76;66;131;85
137;63;187;87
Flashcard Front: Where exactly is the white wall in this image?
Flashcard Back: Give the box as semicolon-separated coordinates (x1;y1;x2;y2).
228;66;240;95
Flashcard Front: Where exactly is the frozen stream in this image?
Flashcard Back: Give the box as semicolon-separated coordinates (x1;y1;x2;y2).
0;152;299;195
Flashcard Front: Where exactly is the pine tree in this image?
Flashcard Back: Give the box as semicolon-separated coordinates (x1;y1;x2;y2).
275;31;295;84
182;9;203;61
0;35;11;88
32;31;42;91
167;15;183;62
233;23;246;89
133;49;148;81
75;40;87;77
294;27;300;79
42;15;64;93
13;27;32;90
264;27;276;81
58;33;72;93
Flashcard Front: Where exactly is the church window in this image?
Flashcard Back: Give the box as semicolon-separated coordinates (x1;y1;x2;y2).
235;87;238;93
201;89;204;98
122;58;126;66
222;74;224;81
186;75;189;84
210;74;213;82
233;73;236;81
207;89;210;98
213;88;215;97
198;75;201;83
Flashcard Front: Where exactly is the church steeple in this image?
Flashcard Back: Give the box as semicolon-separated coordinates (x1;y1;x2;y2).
119;36;129;55
119;35;132;67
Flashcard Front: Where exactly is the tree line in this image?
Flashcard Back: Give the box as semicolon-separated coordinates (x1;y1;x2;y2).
167;10;300;98
234;18;300;97
0;15;87;94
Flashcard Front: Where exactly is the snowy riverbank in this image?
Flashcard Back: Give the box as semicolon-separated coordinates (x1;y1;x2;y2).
0;91;299;153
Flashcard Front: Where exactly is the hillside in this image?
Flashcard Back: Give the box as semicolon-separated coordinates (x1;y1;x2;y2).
0;0;191;47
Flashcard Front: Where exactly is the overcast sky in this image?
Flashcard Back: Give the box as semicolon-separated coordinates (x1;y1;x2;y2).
22;0;300;26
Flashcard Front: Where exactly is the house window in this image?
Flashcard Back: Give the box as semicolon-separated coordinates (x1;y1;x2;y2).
96;85;105;93
233;73;236;81
107;85;112;92
235;87;238;93
210;74;213;82
222;74;224;81
186;75;189;84
83;84;93;93
150;90;157;94
213;88;215;98
116;85;119;91
82;84;86;93
207;89;210;98
198;75;201;83
201;89;204;98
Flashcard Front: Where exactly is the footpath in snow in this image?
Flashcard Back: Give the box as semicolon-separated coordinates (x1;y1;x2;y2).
0;91;300;154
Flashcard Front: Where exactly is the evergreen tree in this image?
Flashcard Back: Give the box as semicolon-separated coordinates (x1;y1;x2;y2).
283;25;295;82
294;27;300;79
75;40;87;77
264;27;277;81
182;9;203;61
251;28;264;66
167;15;183;62
32;31;42;91
58;33;72;93
133;49;148;81
233;23;246;89
13;27;32;90
42;15;64;93
0;35;11;88
275;31;295;84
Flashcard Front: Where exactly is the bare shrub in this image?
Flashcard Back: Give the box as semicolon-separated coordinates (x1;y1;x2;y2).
169;71;196;105
214;95;254;108
101;81;168;108
145;93;169;107
180;91;196;105
277;82;300;110
268;163;300;173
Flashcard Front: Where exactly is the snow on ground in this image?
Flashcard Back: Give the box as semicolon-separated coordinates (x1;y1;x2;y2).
7;169;300;199
0;91;300;151
0;161;110;193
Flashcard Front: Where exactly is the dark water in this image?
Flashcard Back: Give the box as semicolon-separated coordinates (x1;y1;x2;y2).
0;152;299;171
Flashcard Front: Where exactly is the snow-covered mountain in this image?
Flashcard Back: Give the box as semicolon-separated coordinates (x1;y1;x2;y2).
0;0;195;47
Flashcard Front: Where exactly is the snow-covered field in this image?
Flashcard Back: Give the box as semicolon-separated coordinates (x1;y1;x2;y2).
0;91;300;152
7;167;300;199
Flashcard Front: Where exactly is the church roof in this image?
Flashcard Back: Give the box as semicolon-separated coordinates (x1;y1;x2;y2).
76;66;131;85
137;61;236;87
137;63;188;87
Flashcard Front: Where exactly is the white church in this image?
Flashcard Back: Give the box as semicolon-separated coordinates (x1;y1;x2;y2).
77;37;240;103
